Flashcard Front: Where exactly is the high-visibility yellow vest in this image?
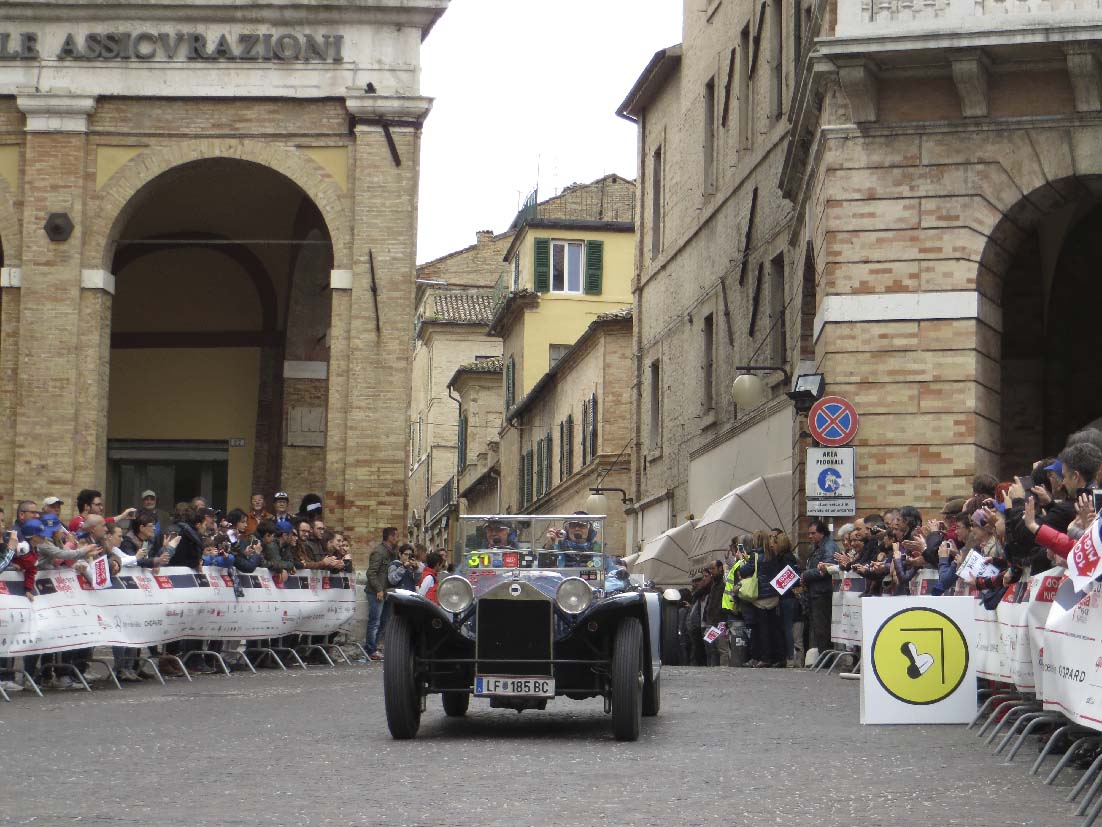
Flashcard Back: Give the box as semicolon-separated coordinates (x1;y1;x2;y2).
721;565;738;611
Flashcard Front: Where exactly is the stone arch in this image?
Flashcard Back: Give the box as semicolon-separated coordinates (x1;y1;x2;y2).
980;172;1102;476
0;174;23;267
84;139;352;271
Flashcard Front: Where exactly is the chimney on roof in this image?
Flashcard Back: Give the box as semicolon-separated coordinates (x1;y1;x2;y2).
476;230;493;244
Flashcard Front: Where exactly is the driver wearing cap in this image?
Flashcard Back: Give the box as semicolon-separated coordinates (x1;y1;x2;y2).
482;518;519;549
543;512;596;552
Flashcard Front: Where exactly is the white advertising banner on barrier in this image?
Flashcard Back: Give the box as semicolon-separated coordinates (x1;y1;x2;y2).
0;567;356;657
1039;577;1102;732
860;596;977;725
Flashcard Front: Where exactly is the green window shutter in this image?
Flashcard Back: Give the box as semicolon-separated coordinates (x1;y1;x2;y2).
536;439;544;498
533;237;551;293
525;449;534;506
566;415;574;475
584;239;604;295
589;393;598;457
545;432;553;492
512;252;520;290
559;421;565;482
581;401;589;466
506;357;515;409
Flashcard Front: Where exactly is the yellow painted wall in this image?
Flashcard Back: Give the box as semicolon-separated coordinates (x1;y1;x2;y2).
107;348;260;508
509;227;633;395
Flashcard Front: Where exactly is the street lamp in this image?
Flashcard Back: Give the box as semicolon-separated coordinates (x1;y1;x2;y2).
731;364;791;410
586;486;632;515
786;372;825;413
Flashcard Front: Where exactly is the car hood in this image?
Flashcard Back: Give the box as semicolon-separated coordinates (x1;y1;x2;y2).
466;569;565;601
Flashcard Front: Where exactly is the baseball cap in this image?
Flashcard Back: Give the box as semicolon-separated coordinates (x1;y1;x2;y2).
1043;460;1064;475
940;497;966;516
21;518;45;538
274;491;289;500
141;489;156;499
275;517;294;534
43;496;63;507
39;513;63;537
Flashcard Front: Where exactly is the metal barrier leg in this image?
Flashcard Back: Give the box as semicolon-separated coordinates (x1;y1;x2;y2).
1000;714;1057;763
295;645;335;667
1076;755;1102;814
88;658;122;690
827;651;854;675
809;650;834;671
345;642;369;660
183;650;231;676
158;654;193;682
243;648;287;671
270;647;308;669
1083;784;1102;827
137;656;166;686
978;697;1025;737
19;670;43;697
0;683;9;702
221;649;257;674
971;692;1017;730
1046;736;1101;786
1067;749;1102;803
1031;725;1074;776
322;644;350;665
986;703;1039;746
1001;713;1063;761
814;651;843;673
54;663;92;693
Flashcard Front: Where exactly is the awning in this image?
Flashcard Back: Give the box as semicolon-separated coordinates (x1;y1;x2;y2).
626;519;697;585
687;473;793;567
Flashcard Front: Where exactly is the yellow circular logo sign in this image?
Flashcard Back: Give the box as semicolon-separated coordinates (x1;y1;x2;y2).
870;607;969;706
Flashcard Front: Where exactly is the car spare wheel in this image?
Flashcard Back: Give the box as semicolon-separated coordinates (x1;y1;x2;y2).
442;691;470;717
612;617;643;741
383;613;421;739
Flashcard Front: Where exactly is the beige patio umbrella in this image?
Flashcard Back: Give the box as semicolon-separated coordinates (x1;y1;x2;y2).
626;519;697;587
687;473;793;571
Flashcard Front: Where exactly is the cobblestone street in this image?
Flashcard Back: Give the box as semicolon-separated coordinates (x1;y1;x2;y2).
0;665;1077;826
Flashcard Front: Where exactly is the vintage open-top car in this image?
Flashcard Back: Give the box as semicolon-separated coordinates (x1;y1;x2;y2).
382;514;670;741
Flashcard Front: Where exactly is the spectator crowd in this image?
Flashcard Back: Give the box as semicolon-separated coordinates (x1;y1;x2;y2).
675;428;1102;671
0;488;366;692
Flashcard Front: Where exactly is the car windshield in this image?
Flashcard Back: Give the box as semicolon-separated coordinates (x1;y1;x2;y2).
458;515;607;583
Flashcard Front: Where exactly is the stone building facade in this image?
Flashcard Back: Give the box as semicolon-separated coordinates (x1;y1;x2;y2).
0;0;446;559
408;230;511;548
622;0;1102;550
506;310;634;554
450;357;505;518
619;0;807;548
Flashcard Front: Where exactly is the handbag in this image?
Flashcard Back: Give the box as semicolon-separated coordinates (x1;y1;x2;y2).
737;553;759;601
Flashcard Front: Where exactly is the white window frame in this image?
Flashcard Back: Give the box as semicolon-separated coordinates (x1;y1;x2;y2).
550;239;584;294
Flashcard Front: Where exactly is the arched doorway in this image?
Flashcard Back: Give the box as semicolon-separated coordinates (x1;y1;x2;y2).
105;158;334;512
998;177;1102;476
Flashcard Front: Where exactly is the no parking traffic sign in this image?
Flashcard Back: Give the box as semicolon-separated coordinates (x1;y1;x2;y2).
809;395;859;447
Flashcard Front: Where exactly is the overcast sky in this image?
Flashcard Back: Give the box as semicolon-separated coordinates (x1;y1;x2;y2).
416;0;683;265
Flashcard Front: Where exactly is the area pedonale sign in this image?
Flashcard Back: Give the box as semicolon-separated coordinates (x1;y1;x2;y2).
0;31;346;62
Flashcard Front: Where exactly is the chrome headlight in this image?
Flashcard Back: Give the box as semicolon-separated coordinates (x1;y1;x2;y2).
555;577;594;615
437;575;474;614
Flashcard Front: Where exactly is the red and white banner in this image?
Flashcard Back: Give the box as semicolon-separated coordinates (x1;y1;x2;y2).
770;565;799;596
0;566;356;657
1068;517;1102;592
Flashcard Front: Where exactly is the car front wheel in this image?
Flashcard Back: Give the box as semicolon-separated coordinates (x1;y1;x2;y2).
383;613;421;739
611;617;643;741
442;691;470;717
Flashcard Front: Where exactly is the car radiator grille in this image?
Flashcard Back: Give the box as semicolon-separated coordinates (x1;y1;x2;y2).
476;598;553;676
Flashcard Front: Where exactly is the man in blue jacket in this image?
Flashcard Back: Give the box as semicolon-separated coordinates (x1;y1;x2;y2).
802;520;839;660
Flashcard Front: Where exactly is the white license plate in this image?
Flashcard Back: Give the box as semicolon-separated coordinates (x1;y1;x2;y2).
474;675;555;697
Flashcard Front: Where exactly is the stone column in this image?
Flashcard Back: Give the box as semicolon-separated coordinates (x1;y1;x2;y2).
327;94;431;554
13;93;98;504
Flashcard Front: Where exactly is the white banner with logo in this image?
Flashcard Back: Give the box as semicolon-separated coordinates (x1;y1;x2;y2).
1039;577;1102;730
0;567;356;657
